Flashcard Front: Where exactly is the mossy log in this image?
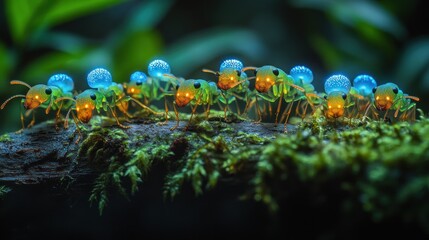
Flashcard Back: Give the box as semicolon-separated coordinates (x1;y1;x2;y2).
0;117;286;185
1;113;429;238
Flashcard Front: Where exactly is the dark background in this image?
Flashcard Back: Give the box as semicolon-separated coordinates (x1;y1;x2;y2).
0;0;428;133
1;0;429;239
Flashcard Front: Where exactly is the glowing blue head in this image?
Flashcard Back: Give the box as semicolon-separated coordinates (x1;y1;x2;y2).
353;75;377;97
290;66;313;84
87;68;112;89
130;71;148;85
148;59;171;78
324;74;351;94
47;73;74;92
219;59;243;72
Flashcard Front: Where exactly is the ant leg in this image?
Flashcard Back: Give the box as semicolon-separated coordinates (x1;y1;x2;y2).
170;103;180;131
254;95;262;123
283;102;293;133
274;92;284;125
302;101;309;120
234;97;241;115
108;105;130;129
383;110;389;122
206;102;211;120
220;91;229;120
17;99;26;133
294;100;301;118
394;103;402;118
284;101;295;126
362;103;372;120
268;101;273;118
27;110;36;128
55;100;64;130
64;108;72;129
163;96;169;124
185;104;199;131
70;111;82;144
45;95;54;115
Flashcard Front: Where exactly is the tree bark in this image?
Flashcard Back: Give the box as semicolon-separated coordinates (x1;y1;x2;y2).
0;119;286;185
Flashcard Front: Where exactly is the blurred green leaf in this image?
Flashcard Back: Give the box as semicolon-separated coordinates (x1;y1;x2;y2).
125;0;175;32
34;32;90;53
0;43;13;90
5;0;38;44
310;35;342;69
6;0;124;44
291;0;405;38
21;48;96;84
329;1;405;39
113;30;163;83
395;38;429;90
163;28;265;76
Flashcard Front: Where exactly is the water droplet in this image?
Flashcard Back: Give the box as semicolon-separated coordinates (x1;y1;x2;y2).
353;75;377;96
219;59;243;72
130;71;148;84
290;66;313;84
47;74;74;92
87;68;112;89
148;59;170;78
324;74;351;94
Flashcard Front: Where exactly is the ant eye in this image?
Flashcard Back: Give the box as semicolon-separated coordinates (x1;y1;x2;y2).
136;80;142;86
90;93;96;100
323;95;327;100
254;70;258;75
73;96;77;100
272;69;279;76
45;88;52;95
236;70;241;77
176;85;180;90
194;82;201;89
372;87;377;93
392;87;398;94
342;93;347;100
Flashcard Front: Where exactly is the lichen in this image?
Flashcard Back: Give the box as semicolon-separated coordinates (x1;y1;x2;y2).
0;133;11;143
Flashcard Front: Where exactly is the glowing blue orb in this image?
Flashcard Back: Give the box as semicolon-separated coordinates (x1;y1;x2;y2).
324;74;351;94
353;75;377;96
290;66;313;84
47;74;74;92
87;68;112;89
130;71;148;84
219;59;243;72
148;59;171;78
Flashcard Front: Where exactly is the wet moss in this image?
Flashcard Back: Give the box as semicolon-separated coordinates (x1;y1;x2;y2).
71;110;429;232
0;133;11;143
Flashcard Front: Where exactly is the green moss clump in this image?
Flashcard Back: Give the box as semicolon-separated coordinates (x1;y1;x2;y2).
75;110;429;233
0;133;12;143
0;185;11;198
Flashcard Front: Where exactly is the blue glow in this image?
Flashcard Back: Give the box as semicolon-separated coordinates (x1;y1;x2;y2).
87;68;112;89
219;59;243;72
353;75;377;96
290;66;313;84
47;73;74;92
324;74;351;94
130;71;148;84
148;59;171;78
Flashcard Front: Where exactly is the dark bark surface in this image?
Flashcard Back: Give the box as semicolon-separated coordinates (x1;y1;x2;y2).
0;119;287;185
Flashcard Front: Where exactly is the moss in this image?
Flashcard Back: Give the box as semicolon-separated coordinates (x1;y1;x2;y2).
68;109;429;232
0;133;12;143
0;185;11;198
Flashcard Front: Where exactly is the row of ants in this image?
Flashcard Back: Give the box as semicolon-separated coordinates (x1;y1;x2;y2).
1;59;420;142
